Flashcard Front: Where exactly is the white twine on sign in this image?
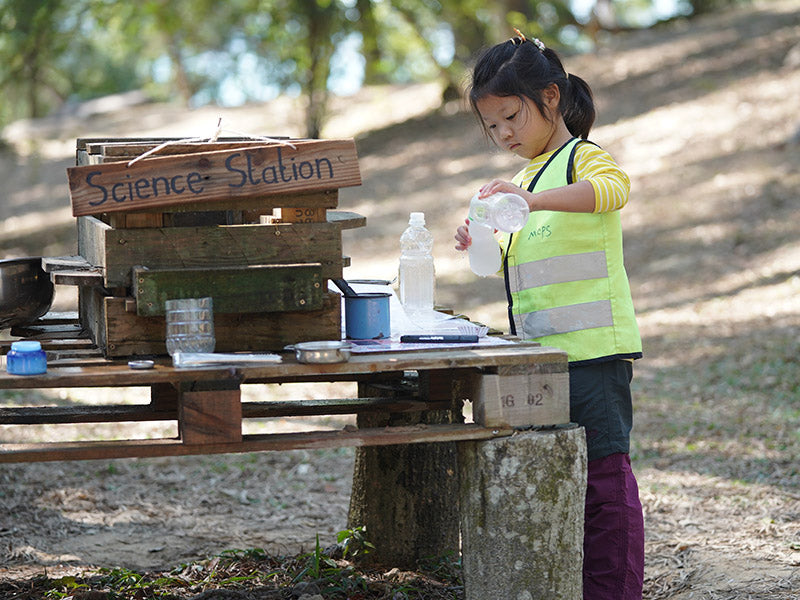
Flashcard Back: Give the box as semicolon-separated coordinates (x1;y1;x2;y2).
126;118;298;167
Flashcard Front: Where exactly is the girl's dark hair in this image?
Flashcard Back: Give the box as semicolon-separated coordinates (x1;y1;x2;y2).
468;37;595;140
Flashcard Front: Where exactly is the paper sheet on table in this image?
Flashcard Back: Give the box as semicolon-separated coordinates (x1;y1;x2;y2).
330;281;513;353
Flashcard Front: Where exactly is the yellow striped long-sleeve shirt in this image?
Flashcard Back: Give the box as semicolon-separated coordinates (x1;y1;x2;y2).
514;141;630;213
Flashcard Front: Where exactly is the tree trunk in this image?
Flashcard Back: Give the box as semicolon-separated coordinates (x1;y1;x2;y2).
459;426;587;600
347;370;463;568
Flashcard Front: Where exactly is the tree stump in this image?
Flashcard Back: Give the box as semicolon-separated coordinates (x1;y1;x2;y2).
458;425;587;600
347;370;463;568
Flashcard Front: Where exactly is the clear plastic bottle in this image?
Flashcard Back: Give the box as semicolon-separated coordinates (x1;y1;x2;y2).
468;192;529;233
399;212;435;315
467;192;529;276
468;221;502;277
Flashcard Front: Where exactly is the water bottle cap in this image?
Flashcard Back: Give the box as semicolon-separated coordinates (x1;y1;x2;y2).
409;212;425;226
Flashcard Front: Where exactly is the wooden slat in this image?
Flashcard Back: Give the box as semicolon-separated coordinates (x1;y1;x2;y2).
0;396;441;424
9;323;86;340
42;258;104;292
133;263;324;316
67;139;361;217
275;207;327;223
0;424;514;463
87;139;297;159
0;344;563;389
0;404;177;424
99;290;341;357
327;210;366;230
79;215;346;288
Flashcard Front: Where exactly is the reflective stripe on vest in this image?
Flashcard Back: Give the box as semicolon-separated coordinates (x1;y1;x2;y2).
506;250;608;289
512;300;613;339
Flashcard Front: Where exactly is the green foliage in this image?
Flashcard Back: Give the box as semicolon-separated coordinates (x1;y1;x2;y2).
337;525;376;559
0;1;709;134
43;575;89;599
25;535;462;599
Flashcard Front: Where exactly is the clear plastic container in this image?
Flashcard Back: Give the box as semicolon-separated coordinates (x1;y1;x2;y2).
398;212;435;315
6;340;47;375
165;297;215;355
468;192;529;233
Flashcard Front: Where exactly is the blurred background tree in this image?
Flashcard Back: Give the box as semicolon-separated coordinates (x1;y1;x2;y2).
0;0;749;137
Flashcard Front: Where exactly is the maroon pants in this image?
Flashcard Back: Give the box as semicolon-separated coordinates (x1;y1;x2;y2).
584;452;644;600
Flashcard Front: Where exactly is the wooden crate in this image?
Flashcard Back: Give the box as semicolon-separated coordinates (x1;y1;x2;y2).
63;137;363;357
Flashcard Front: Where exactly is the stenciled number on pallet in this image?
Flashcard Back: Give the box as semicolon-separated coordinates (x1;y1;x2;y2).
294;208;320;222
528;392;544;406
502;387;549;409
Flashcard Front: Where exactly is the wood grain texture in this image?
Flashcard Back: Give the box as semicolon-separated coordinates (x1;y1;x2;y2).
68;139;361;216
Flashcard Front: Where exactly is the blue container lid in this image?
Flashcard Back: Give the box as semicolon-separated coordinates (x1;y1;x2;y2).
10;341;43;352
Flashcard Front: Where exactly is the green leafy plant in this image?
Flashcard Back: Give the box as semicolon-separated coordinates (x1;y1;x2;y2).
43;575;89;599
337;525;375;560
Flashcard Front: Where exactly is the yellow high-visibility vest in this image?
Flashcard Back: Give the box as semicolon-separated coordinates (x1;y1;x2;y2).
501;138;642;364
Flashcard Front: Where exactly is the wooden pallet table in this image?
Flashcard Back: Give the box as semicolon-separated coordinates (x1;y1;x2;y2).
0;316;568;462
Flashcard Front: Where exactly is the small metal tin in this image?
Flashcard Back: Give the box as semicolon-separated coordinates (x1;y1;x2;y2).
290;341;352;364
128;359;155;370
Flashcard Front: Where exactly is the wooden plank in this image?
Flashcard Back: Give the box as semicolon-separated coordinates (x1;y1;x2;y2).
67;139;361;217
113;190;339;215
9;323;85;339
86;139;296;159
0;424;514;463
100;290;341;357
0;344;566;389
327;210;366;230
80;216;345;288
275;207;327;223
30;311;80;324
179;387;242;445
110;212;165;228
0;404;177;424
133;263;324;316
0;396;441;424
43;256;104;286
77;216;110;271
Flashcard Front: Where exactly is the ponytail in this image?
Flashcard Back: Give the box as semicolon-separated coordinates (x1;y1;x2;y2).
469;36;597;140
561;72;595;139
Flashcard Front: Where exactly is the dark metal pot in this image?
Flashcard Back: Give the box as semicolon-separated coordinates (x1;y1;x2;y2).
0;257;55;330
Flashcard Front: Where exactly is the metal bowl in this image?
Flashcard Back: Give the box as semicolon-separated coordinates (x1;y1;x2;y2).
291;340;352;363
0;257;55;330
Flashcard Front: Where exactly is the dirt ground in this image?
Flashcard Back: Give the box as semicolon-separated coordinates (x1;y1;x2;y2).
1;1;799;598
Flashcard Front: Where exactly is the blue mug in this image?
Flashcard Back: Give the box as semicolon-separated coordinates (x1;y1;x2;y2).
344;292;391;339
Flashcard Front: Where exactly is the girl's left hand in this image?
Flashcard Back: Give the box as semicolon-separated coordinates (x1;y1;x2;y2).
454;219;471;251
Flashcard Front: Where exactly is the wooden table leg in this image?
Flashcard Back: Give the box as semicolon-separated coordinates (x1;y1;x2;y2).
178;380;242;445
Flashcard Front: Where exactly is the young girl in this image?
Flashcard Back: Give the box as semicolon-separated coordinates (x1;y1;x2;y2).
455;32;645;600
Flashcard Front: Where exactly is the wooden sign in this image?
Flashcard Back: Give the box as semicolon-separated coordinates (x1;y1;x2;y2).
67;139;361;217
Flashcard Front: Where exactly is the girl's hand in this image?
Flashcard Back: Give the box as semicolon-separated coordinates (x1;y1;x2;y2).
479;179;534;211
454;219;471;251
479;179;522;198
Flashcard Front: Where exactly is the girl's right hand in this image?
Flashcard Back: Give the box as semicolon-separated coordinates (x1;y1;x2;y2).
454;219;471;251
